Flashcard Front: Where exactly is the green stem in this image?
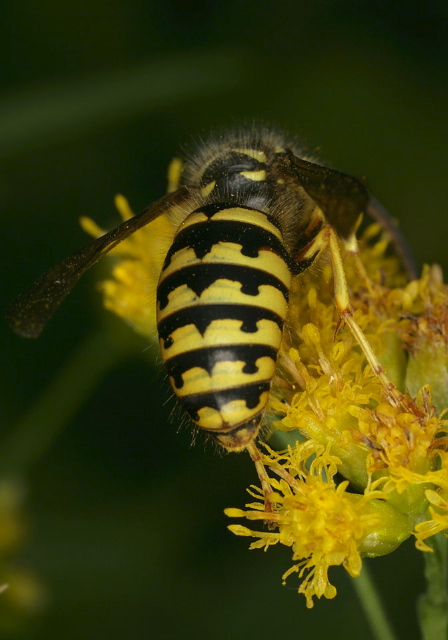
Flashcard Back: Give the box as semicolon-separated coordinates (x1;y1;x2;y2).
2;329;135;476
350;561;397;640
418;534;448;640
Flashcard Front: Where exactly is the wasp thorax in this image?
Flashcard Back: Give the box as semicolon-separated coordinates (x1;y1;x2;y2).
199;149;272;207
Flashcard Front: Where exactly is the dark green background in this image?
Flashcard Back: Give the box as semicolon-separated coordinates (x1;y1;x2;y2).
2;1;447;638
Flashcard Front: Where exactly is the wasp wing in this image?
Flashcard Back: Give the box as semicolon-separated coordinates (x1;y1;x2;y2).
7;186;195;338
366;194;418;280
278;152;369;238
278;152;417;279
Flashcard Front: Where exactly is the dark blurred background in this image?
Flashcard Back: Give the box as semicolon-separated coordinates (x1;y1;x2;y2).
1;1;447;638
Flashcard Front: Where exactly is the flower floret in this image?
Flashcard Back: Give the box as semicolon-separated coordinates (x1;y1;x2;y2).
80;194;176;339
226;443;388;608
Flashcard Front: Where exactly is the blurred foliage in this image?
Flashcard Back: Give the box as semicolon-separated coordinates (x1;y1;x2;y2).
2;1;448;638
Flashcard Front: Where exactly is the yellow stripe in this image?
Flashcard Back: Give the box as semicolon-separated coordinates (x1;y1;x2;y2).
179;207;283;242
205;207;283;240
177;211;208;228
160;244;291;287
160;318;282;360
200;181;216;198
174;356;276;398
231;148;267;163
157;281;289;324
239;170;267;181
194;392;270;431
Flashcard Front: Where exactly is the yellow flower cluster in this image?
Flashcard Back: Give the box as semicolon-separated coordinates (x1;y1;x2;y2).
227;226;448;606
225;441;391;608
80;195;175;340
83;200;448;608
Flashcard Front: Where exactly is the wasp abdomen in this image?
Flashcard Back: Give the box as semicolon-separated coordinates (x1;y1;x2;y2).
156;203;291;450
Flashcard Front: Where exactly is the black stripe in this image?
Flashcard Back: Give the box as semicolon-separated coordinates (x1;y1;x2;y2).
157;263;289;310
158;303;284;348
197;202;283;233
162;218;290;269
180;381;272;422
213;413;261;438
292;255;316;276
194;202;242;217
165;344;278;389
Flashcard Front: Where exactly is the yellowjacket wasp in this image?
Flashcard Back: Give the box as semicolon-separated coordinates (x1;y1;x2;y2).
7;126;417;508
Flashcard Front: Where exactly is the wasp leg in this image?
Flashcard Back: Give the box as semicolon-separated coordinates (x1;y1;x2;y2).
245;441;275;517
343;231;382;299
295;226;421;416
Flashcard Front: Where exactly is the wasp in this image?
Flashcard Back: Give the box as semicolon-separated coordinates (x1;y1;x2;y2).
6;127;417;508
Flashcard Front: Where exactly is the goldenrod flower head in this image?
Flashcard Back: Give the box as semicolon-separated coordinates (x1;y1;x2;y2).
81;195;176;340
83;202;448;608
226;441;400;608
230;226;448;606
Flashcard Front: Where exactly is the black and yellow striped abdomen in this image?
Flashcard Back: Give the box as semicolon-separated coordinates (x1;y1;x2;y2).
156;202;292;450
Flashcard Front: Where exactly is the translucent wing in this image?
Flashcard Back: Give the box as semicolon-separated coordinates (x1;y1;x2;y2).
277;151;369;238
6;186;195;338
277;151;418;279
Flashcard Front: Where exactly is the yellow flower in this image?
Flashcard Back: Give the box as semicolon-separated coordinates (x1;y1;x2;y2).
81;195;176;340
83;201;448;608
414;482;448;551
225;441;405;608
225;227;448;606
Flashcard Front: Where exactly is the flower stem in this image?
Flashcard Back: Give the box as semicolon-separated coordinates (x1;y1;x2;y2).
2;329;139;477
350;561;397;640
418;534;448;640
